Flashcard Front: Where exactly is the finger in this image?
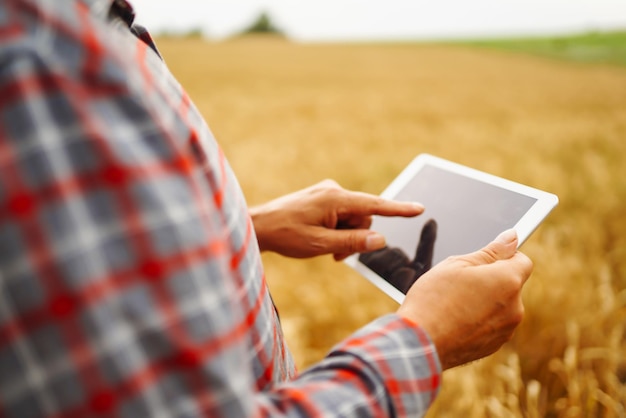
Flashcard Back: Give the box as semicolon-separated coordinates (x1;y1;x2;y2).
333;252;351;261
337;215;372;230
511;251;534;285
411;219;437;272
339;192;425;218
468;229;519;265
333;216;373;259
315;179;341;189
319;229;387;257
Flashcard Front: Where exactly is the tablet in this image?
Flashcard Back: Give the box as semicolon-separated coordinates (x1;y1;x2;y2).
345;153;558;303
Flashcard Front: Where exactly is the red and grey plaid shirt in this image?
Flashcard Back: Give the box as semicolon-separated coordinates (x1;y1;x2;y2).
0;0;441;416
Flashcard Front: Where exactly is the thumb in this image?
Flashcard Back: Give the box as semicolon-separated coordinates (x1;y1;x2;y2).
323;229;387;256
470;229;519;264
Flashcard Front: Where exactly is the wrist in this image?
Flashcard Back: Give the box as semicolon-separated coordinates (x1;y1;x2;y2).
393;312;444;374
249;205;271;252
397;305;449;369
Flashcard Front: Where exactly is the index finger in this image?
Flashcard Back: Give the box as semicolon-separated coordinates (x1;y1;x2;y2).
339;191;425;218
512;251;534;285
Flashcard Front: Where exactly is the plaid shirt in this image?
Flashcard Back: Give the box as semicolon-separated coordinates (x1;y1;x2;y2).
0;0;441;417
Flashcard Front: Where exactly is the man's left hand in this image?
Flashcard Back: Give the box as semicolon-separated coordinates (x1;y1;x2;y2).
249;180;424;260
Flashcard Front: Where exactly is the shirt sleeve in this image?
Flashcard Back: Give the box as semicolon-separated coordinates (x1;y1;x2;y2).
0;3;440;417
262;315;441;417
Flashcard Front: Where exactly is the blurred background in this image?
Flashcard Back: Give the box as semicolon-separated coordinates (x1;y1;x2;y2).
130;0;626;42
130;1;626;416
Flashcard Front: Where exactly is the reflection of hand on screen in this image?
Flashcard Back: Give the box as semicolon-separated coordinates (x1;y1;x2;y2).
359;219;437;293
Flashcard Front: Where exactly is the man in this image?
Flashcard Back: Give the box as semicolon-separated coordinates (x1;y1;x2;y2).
0;0;533;417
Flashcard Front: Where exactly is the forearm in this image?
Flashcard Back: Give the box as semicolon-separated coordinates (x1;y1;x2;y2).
267;314;442;418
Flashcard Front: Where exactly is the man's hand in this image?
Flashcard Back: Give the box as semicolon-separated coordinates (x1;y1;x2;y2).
397;229;533;370
249;180;424;260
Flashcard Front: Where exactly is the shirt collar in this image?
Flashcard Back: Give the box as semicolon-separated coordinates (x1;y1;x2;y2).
79;0;113;18
79;0;136;28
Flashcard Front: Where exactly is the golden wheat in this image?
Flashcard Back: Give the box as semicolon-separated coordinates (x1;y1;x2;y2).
158;36;626;417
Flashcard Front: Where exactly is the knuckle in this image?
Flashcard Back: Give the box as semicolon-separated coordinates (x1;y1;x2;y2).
441;254;467;268
370;196;387;211
319;178;341;190
345;233;360;253
506;270;524;288
502;300;525;333
321;185;343;204
501;276;524;301
503;329;516;344
480;247;498;262
510;303;525;326
309;232;331;255
520;253;534;275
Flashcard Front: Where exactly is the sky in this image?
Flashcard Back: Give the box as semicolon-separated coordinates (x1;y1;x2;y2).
128;0;626;41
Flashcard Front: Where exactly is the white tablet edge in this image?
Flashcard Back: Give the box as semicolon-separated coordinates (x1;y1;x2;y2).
344;153;559;304
345;257;407;303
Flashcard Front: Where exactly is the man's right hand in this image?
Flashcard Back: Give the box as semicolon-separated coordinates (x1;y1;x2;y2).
397;229;533;370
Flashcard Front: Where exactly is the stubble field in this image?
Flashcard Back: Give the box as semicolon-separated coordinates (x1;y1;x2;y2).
158;36;626;417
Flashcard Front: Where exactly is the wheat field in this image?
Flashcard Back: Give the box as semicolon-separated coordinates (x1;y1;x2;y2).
157;36;626;417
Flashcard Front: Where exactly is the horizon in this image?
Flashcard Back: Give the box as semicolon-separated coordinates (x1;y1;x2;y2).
129;0;626;42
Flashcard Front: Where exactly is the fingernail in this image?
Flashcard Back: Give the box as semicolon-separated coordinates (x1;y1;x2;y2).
411;202;425;211
365;233;386;251
495;229;517;245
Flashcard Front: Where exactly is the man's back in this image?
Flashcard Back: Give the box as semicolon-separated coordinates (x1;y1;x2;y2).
0;1;295;415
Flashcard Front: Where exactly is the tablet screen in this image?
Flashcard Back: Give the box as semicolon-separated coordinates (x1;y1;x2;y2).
347;154;558;303
371;164;537;266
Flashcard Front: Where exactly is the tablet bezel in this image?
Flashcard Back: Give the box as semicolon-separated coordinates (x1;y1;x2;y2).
344;153;558;304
